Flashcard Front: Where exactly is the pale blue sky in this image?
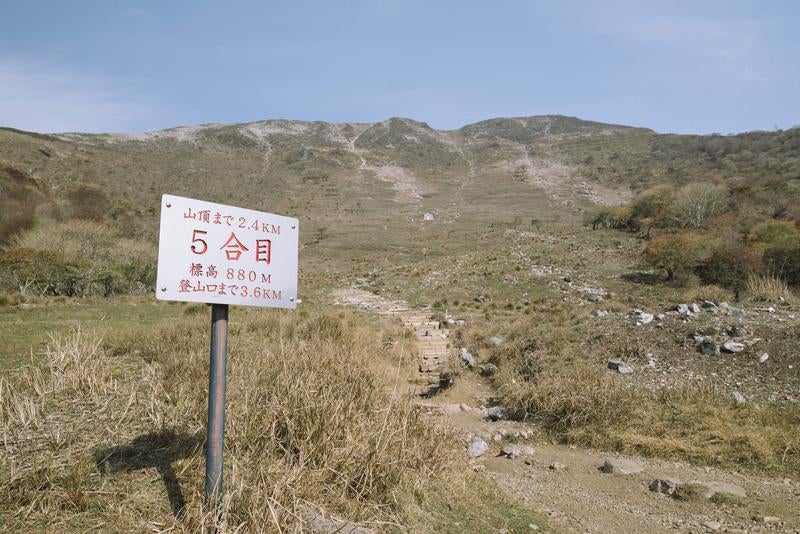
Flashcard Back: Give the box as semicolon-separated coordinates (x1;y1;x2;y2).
1;1;798;134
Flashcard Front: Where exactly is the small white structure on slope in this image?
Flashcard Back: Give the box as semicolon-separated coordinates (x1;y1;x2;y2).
423;212;435;221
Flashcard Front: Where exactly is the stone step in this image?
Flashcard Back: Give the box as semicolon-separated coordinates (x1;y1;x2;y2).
404;320;440;329
414;374;441;386
379;307;411;315
415;330;447;339
417;341;449;349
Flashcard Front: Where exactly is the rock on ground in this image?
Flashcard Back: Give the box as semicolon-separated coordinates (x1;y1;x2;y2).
460;347;476;367
721;341;745;353
649;478;680;496
487;406;507;421
488;336;506;346
500;443;535;459
297;504;373;534
467;437;489;458
608;359;634;374
601;458;643;475
692;481;747;499
697;339;720;356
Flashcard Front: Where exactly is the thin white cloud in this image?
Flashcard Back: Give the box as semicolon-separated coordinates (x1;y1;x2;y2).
577;3;771;82
0;57;160;133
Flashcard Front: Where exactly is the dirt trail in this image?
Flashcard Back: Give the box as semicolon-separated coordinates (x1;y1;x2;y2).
334;289;800;533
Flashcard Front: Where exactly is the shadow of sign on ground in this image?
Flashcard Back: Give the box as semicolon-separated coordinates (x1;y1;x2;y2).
94;430;204;519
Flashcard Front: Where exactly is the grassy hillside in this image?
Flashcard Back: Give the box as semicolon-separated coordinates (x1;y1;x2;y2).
2;115;800;531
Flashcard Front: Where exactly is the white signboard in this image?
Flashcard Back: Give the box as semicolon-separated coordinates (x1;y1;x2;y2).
156;194;299;309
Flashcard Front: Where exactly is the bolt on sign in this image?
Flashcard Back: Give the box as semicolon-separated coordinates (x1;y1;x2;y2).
156;194;298;309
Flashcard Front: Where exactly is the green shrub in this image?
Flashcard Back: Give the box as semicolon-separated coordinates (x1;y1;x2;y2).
0;248;83;296
643;232;708;281
749;220;800;248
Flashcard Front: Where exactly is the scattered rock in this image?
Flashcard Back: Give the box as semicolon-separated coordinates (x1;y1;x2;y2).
549;462;567;471
592;310;609;318
689;303;701;314
756;352;769;363
723;324;747;337
297;504;373;534
732;391;746;406
474;295;485;303
442;404;463;413
528;523;540;531
757;515;782;525
488;336;506;347
478;363;499;377
656;313;666;321
467;437;489;458
587;293;604;303
650;478;680;496
702;520;721;531
721;341;745;353
694;481;747;499
677;303;691;315
719;302;745;318
500;444;535;459
607;359;634;374
601;458;643;475
632;309;654;325
487;406;507;421
697;339;720;356
460;347;476;367
702;300;718;310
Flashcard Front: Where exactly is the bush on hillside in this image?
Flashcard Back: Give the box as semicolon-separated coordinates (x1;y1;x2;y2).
0;248;82;296
66;182;109;222
699;243;765;292
749;220;800;249
763;240;800;286
643;232;708;281
6;221;157;296
668;182;729;228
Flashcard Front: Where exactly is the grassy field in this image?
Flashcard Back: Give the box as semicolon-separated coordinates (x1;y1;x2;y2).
0;298;186;368
0;301;549;532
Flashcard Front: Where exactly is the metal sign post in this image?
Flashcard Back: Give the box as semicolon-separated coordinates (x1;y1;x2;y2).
206;303;228;509
155;194;299;519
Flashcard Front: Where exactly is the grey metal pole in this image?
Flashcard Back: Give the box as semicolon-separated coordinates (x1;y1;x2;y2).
206;303;228;509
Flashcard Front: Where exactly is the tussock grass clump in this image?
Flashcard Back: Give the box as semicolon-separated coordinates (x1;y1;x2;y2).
743;273;795;303
682;285;735;305
499;366;645;430
1;310;457;531
673;483;706;502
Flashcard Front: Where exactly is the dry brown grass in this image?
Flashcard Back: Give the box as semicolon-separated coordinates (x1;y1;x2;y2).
1;310;458;532
477;303;800;476
681;285;735;305
743;273;795;303
499;366;645;430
